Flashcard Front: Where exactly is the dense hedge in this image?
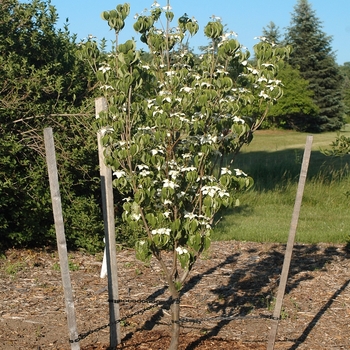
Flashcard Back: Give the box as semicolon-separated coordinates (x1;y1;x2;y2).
0;0;104;253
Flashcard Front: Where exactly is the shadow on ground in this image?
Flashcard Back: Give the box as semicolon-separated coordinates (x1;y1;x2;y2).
137;244;349;349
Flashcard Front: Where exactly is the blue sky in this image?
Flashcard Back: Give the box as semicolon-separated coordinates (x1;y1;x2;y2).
49;0;350;65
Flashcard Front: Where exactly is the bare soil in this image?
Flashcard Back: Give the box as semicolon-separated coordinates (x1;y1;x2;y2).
1;241;350;350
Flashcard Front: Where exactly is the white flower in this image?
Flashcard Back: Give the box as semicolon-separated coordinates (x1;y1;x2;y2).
254;36;267;42
180;87;193;93
268;79;282;85
181;166;197;172
151;228;171;235
165;70;175;76
170;112;186;117
131;213;141;221
176;246;188;255
168;160;178;168
201;185;220;197
233;116;245;124
234;169;247;176
201;184;229;198
247;67;259;75
163;199;172;205
221;167;232;175
151;148;164;155
162;4;172;10
151;1;160;8
169;170;180;179
147;99;155;108
218;190;229;198
99;65;111;73
221;31;237;40
163;210;171;218
113;170;126;178
99;85;114;90
153;109;164;116
139;169;151;177
138;126;156;132
199;221;212;229
184;212;197;220
177;191;186;198
200;82;212;88
137;164;149;170
199;134;218;144
259;91;269;99
142;64;150;70
163;179;179;189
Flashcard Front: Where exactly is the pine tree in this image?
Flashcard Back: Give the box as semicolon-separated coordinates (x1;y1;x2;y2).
262;21;281;45
285;0;343;132
339;62;350;122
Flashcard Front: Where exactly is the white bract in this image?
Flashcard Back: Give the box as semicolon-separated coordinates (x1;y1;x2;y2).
151;228;171;235
163;179;179;189
221;167;232;175
176;246;188;255
113;170;126;178
234;169;247;176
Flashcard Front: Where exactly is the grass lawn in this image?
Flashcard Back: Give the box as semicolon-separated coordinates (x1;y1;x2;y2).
212;126;350;244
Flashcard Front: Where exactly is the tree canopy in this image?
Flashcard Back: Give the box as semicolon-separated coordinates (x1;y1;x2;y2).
262;21;282;45
267;63;319;131
339;62;350;122
284;0;343;132
0;0;102;252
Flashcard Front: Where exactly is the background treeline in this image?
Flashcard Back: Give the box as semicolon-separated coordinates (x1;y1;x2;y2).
0;0;348;252
261;0;346;132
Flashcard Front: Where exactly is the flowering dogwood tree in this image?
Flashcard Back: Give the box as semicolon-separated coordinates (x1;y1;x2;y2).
80;2;290;349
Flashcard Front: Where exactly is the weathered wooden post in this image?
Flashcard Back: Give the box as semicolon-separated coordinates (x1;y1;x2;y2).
267;135;313;350
44;127;80;350
96;97;121;347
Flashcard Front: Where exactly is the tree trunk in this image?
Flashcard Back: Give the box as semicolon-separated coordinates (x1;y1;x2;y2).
168;294;180;350
155;253;181;350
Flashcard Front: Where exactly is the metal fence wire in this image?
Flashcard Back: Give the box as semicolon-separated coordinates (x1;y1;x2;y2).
69;297;275;343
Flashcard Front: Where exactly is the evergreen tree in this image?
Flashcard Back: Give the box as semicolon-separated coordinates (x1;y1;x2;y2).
285;0;343;132
262;21;281;45
339;62;350;122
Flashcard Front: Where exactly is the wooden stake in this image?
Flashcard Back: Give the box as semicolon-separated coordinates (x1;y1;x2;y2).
267;135;313;350
96;97;121;347
44;127;80;350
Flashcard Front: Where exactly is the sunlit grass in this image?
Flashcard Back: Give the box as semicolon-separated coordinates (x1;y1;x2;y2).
213;127;350;244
